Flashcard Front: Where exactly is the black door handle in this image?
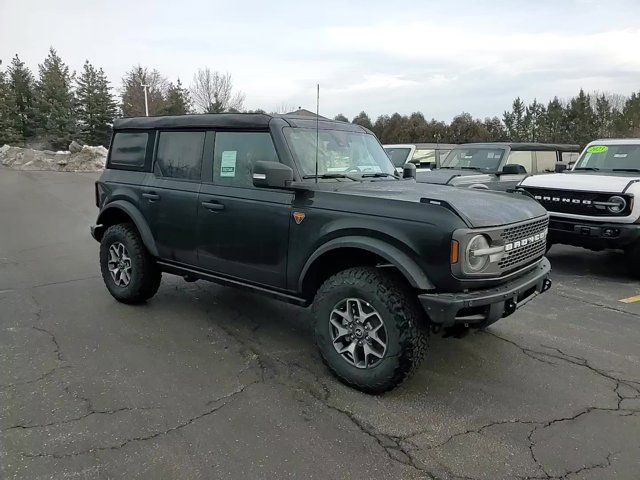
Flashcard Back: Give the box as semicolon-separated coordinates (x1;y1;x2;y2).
202;201;225;211
142;192;160;201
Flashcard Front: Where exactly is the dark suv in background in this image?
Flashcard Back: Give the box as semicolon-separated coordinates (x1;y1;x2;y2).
91;113;551;393
417;142;580;191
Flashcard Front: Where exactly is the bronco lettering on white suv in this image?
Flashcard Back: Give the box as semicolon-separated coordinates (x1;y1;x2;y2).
519;139;640;275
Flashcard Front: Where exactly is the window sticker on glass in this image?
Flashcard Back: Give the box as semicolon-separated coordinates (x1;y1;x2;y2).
220;151;237;177
587;145;608;153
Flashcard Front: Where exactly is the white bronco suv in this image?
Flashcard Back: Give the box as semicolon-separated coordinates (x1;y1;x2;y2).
519;139;640;270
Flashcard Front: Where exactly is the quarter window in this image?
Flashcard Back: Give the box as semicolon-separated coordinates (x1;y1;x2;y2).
535;151;558;173
213;132;279;187
155;131;205;180
109;132;149;168
506;151;533;173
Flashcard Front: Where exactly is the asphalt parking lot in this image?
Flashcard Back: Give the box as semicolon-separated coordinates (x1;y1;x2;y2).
1;169;639;480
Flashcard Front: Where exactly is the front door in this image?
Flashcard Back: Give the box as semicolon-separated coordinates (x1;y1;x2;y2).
197;131;293;289
142;130;205;266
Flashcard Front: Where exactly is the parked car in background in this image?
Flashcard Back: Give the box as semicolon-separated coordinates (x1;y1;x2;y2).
519;139;640;273
415;142;580;191
384;143;456;173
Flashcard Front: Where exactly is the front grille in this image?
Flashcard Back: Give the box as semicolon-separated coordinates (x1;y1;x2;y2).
522;187;632;217
497;217;549;272
501;217;549;242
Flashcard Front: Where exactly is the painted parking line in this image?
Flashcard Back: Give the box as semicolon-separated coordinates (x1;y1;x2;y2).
619;294;640;304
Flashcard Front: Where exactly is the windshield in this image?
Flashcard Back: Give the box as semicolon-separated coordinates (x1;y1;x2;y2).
440;147;505;171
384;147;412;168
574;144;640;171
285;128;396;178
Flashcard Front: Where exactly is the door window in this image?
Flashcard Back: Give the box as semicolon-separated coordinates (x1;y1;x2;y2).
535;151;558;173
213;132;279;187
412;149;436;166
506;151;533;173
155;131;205;180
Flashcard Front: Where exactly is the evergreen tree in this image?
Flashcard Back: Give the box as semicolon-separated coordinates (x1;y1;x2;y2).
7;54;36;141
351;111;374;130
523;99;545;142
121;66;167;117
333;113;348;122
36;47;76;149
161;79;191;115
503;97;527;141
594;94;614;138
0;61;22;145
76;60;117;146
482;117;507;142
540;97;568;143
565;89;597;146
618;92;640;137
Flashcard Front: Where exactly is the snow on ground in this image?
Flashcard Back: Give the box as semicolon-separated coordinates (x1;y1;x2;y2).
0;144;107;172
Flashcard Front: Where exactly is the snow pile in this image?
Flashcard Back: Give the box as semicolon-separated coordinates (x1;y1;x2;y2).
0;143;107;172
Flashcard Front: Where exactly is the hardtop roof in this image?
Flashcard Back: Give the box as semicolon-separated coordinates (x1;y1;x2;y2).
457;142;580;152
113;113;368;133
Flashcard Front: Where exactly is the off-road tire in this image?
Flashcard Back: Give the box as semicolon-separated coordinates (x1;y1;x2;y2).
313;267;428;394
100;223;161;304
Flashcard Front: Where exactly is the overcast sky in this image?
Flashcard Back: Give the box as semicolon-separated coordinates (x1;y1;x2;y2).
1;0;639;120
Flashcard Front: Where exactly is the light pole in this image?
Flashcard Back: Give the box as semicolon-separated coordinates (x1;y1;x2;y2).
141;83;149;116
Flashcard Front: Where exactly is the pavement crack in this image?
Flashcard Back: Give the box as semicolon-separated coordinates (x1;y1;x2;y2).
2;406;162;432
19;385;250;459
555;290;640;319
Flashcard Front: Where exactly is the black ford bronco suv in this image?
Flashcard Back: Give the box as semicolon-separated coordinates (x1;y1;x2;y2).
91;113;552;393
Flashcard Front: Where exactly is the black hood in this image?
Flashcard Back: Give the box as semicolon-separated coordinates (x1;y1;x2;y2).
415;169;485;185
318;180;546;228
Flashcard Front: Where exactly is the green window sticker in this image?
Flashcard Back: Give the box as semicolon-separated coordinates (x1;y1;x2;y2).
587;145;608;154
220;151;237;177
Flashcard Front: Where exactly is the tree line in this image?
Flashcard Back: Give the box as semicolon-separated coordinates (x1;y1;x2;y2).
336;90;640;147
0;48;246;149
1;47;639;150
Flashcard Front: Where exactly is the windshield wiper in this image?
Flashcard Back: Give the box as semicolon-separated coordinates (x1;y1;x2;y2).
459;166;483;171
302;173;361;181
361;172;399;179
612;168;640;172
574;167;599;171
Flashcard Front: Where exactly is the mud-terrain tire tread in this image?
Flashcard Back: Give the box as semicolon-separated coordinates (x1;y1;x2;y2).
100;223;161;304
313;267;428;394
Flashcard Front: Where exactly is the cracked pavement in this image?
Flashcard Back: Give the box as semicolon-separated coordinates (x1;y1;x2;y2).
1;169;639;479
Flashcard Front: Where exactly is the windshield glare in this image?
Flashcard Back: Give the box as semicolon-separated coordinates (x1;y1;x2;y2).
384;147;411;168
441;148;504;171
285;128;396;178
575;145;640;171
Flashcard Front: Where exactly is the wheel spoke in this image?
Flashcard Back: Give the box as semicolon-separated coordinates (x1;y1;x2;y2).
329;297;387;369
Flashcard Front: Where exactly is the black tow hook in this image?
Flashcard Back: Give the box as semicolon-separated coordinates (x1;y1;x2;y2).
541;278;552;293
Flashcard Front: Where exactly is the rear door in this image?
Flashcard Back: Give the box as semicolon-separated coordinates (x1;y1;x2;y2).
196;131;293;288
142;130;205;266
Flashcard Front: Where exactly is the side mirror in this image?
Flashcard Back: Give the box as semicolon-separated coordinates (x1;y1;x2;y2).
555;164;568;173
501;164;526;175
252;161;293;188
403;162;417;179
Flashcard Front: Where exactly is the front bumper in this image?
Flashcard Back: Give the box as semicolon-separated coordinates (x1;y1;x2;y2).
418;258;551;327
548;217;640;250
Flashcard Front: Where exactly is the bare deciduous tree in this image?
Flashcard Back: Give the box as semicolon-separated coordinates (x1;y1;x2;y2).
120;66;168;117
190;68;245;113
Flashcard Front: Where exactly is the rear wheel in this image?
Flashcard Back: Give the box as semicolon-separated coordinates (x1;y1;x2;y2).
313;267;428;394
99;223;161;304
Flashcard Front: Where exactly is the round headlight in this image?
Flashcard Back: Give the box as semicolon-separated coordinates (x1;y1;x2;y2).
607;195;626;213
465;235;491;272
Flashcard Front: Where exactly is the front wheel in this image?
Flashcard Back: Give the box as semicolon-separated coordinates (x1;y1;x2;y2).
624;242;640;278
313;267;428;394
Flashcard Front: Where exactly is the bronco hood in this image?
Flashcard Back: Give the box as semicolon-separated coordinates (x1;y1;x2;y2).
520;172;640;193
416;169;488;185
329;180;546;228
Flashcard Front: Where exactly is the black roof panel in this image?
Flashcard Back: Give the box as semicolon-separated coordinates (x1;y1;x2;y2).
459;142;580;152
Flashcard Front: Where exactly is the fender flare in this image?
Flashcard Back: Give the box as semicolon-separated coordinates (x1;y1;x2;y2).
96;200;159;257
298;236;434;291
